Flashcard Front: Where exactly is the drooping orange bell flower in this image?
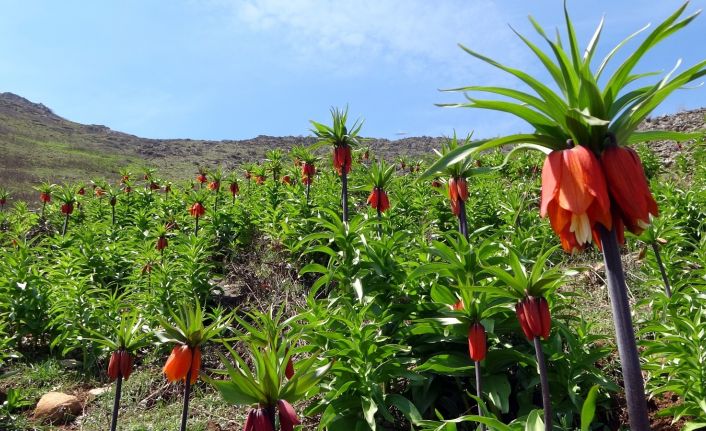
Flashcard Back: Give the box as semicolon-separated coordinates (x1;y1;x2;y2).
77;187;85;196
39;192;51;203
281;175;292;185
163;345;201;384
333;146;352;175
196;173;207;184
467;322;487;362
255;175;265;185
95;187;106;198
301;163;316;185
367;187;390;212
208;181;220;192
189;202;205;218
452;299;464;310
601;146;658;235
540;145;612;253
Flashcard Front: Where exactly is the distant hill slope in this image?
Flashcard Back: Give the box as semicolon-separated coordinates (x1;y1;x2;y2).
0;92;448;201
1;92;704;203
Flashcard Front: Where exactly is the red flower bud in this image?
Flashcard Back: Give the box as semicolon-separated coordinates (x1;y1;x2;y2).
282;175;292;185
197;174;207;184
120;350;133;381
40;192;51;203
285;358;295;380
77;188;85;196
516;296;551;340
107;351;120;381
156;236;168;251
61;203;74;215
230;182;239;196
278;399;301;431
208;181;220;191
468;322;487;362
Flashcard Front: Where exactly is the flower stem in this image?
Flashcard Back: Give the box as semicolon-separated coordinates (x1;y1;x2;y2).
458;199;468;239
110;375;122;431
180;350;195;431
599;225;650;430
533;337;552;430
474;360;484;431
306;182;311;205
341;170;349;222
111;205;116;225
62;214;69;236
651;242;672;298
194;216;199;237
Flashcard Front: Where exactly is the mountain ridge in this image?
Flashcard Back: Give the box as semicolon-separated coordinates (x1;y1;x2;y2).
1;91;704;203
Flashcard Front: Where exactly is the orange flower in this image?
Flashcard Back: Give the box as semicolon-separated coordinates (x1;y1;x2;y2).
456;178;469;201
189;346;201;384
208;181;220;191
601;146;658;235
301;163;316;185
189;202;205;218
40;192;51;203
196;173;207;184
163;345;192;382
467;322;487;362
333;146;352;175
540;146;611;253
256;175;265;185
367;188;390;212
281;175;292;185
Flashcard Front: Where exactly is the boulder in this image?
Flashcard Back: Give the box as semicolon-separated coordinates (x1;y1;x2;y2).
33;391;82;423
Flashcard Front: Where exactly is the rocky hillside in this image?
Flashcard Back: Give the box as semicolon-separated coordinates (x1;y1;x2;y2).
1;91;704;202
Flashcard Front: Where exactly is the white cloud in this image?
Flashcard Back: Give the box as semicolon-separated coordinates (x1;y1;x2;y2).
210;0;528;79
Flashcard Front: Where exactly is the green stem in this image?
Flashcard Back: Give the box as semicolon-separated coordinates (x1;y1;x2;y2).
651;242;672;298
62;214;69;236
475;360;484;431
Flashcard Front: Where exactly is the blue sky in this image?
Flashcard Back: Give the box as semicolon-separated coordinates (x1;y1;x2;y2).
1;0;704;140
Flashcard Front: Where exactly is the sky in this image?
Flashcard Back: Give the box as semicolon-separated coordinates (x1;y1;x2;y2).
1;0;705;141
